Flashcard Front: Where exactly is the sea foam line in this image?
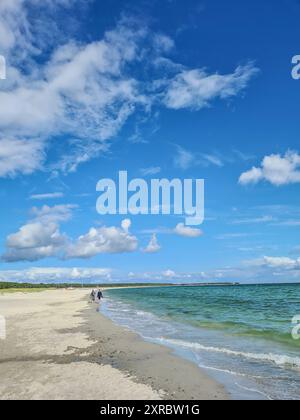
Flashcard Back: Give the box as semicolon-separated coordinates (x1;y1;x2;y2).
158;338;300;369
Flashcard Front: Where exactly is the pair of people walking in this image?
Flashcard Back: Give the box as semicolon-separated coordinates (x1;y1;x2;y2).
90;289;103;303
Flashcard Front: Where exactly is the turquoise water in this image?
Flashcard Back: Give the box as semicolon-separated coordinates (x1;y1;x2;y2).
102;284;300;400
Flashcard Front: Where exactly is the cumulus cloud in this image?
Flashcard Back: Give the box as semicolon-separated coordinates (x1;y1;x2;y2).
0;138;44;177
174;223;203;238
65;219;138;259
121;219;132;233
2;205;138;262
239;151;300;186
30;204;76;223
0;267;112;284
160;269;205;281
254;256;300;270
3;222;67;262
143;234;161;254
2;204;75;262
164;63;258;110
125;268;217;283
162;269;177;279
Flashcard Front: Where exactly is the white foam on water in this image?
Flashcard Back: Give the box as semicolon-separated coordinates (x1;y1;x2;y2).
159;337;300;369
196;361;265;380
101;295;300;400
234;382;273;400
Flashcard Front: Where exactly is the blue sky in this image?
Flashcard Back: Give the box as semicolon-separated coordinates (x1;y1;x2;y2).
0;0;300;284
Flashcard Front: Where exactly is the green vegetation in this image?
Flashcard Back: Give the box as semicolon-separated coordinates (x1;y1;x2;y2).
0;282;170;291
0;282;70;290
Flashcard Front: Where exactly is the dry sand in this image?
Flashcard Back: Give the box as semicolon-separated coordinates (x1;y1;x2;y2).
0;289;228;400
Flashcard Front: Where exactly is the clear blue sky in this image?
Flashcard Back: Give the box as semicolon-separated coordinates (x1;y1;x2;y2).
0;0;300;284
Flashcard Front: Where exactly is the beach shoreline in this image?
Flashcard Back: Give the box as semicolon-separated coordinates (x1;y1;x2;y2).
0;288;228;400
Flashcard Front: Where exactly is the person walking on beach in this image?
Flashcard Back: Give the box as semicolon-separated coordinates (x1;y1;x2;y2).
97;289;103;302
90;289;96;303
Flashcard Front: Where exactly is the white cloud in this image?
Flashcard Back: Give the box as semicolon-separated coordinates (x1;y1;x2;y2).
142;224;204;239
274;220;300;227
215;233;254;240
174;223;203;238
160;269;207;281
2;206;139;262
264;256;299;269
0;2;259;178
121;219;132;233
124;268;212;283
201;153;223;167
162;269;177;279
140;166;161;176
254;256;300;270
30;204;76;223
174;146;195;170
3;222;67;262
0;5;148;176
2;204;75;262
0;0;31;53
30;192;64;200
164;63;258;110
65;219;138;259
103;260;300;284
231;215;275;225
0;138;44;177
153;34;175;53
173;146;225;170
239;151;300;186
0;267;112;283
143;234;161;254
0;0;85;55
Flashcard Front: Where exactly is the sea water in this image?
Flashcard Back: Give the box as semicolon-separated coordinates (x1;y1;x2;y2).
101;284;300;400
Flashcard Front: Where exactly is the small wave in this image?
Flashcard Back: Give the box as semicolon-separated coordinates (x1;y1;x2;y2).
158;338;300;369
136;310;151;316
196;361;265;380
234;383;273;400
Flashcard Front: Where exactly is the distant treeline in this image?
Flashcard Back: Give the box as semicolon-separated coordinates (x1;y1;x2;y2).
0;282;170;290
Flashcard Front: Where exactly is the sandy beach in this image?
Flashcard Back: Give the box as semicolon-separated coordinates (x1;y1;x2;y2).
0;289;227;400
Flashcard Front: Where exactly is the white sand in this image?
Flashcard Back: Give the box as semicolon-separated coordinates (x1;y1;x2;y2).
0;288;227;400
0;289;162;400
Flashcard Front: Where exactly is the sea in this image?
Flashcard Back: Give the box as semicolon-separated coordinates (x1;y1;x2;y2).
100;284;300;400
